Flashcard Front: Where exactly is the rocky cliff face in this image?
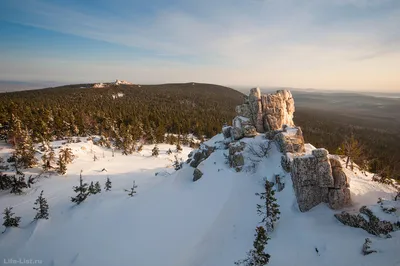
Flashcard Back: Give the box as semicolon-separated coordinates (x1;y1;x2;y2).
224;88;352;212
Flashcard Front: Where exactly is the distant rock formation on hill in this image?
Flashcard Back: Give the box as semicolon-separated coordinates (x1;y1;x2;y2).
93;79;133;88
223;87;351;212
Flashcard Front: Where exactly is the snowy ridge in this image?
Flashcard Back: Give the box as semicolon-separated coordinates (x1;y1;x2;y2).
0;135;399;266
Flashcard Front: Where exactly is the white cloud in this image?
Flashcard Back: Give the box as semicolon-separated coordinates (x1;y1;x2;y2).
1;0;400;91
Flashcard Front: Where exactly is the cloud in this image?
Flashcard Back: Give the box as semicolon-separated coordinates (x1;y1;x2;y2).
1;0;400;91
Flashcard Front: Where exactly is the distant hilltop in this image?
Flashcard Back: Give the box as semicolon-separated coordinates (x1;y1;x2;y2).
93;79;134;88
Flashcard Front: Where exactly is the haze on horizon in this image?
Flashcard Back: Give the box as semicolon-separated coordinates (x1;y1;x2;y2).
0;0;399;93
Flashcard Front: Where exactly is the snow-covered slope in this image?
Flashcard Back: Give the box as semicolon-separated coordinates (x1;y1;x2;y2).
0;136;398;266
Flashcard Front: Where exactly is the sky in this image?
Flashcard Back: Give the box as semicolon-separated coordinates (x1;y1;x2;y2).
0;0;399;92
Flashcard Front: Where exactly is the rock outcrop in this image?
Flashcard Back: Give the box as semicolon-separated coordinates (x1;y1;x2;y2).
223;87;351;212
228;141;246;172
291;149;351;212
187;144;215;168
335;206;398;236
231;88;296;137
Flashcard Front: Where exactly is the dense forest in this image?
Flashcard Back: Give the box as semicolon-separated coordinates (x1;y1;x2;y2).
0;83;398;181
0;83;243;143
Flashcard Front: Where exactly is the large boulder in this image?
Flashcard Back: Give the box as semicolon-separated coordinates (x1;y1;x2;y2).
291;148;351;212
193;168;203;182
243;125;257;137
274;126;305;153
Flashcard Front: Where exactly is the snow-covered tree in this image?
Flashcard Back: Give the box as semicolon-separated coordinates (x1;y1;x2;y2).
235;226;270;266
104;177;112;191
2;207;21;230
71;172;89;204
173;155;183;170
88;181;95;194
152;145;159;157
56;155;67;175
94;181;101;194
256;180;280;232
33;190;49;220
125;180;138;197
60;148;74;164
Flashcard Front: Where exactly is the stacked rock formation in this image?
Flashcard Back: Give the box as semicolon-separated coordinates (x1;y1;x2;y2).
223;87;352;212
291;150;351;212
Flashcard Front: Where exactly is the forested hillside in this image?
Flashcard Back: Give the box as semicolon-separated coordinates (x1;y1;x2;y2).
0;83;244;143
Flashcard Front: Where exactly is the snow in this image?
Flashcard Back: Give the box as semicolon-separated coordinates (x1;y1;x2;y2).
114;79;132;85
111;92;124;99
0;136;399;266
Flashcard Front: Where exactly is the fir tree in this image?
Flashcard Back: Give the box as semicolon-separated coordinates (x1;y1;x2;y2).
71;172;89;204
235;226;270;266
125;180;138;197
94;181;101;194
0;173;13;191
256;180;280;232
137;144;143;153
2;207;21;231
41;153;51;172
176;143;182;153
0;158;12;190
10;174;27;194
13;127;37;168
33;190;49;220
152;145;159;157
60;148;74;164
104;177;112;191
56;155;67;175
88;181;95;194
173;155;183;170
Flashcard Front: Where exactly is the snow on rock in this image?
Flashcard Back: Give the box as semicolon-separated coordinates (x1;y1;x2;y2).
114;79;132;85
93;82;106;88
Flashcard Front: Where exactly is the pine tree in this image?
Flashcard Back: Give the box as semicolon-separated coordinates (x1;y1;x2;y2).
0;158;12;190
152;145;159;157
2;207;21;231
337;133;363;170
33;190;49;220
173;155;183;170
104;177;112;191
71;172;89;204
235;226;270;266
125;180;138;197
60;148;74;164
10;174;27;194
56;155;67;175
0;173;13;191
41;153;51;172
256;180;280;232
88;181;96;194
13;127;37;168
137;144;143;152
176;143;182;153
94;181;101;194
